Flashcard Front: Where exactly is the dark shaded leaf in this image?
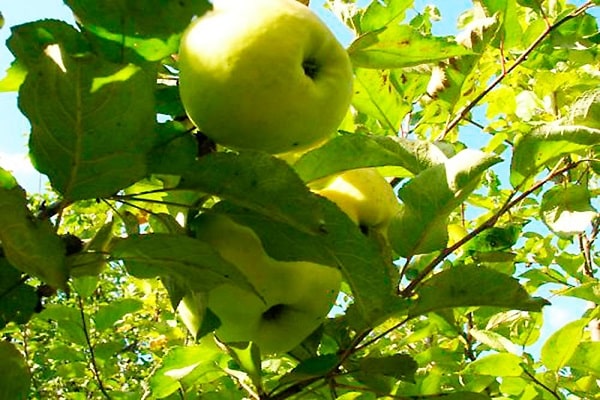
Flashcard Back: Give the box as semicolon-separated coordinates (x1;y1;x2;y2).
110;234;255;295
0;168;67;288
280;354;340;384
409;265;549;318
0;258;38;328
293;134;444;183
0;341;31;400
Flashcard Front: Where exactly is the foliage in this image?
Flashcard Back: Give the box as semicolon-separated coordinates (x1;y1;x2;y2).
1;0;599;399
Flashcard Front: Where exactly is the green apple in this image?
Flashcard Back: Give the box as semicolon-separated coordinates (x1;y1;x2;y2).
310;168;400;233
192;212;342;354
178;0;354;154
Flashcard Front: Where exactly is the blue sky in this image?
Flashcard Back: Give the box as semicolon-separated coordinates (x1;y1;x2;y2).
0;0;592;355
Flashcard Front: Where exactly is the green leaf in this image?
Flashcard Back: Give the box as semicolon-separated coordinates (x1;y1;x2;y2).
561;281;600;303
0;168;68;288
358;354;418;383
280;354;340;384
0;341;31;400
36;304;88;346
0;60;26;92
10;20;156;200
64;0;210;62
389;149;501;257
409;265;549;318
540;184;597;238
464;353;524;377
225;342;263;391
510;124;600;187
568;89;600;129
94;298;143;331
150;342;226;399
68;221;114;277
541;318;588;371
358;0;412;33
351;69;413;133
178;151;329;234
568;341;600;375
0;259;38;328
109;233;255;295
349;25;474;69
293;134;444;183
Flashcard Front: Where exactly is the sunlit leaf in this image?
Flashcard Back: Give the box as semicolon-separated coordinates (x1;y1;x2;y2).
561;282;600;303
150;342;226;398
510;124;600;187
541;318;588;371
0;60;26;92
568;88;600;129
64;0;210;62
358;0;413;33
540;184;597;238
568;341;600;375
94;298;143;331
349;25;474;69
464;353;524;377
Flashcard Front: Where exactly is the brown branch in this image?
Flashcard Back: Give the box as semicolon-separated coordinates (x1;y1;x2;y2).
400;160;580;297
438;1;596;141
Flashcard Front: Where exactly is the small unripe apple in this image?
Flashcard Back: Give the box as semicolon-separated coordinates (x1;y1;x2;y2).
178;0;354;154
311;168;400;233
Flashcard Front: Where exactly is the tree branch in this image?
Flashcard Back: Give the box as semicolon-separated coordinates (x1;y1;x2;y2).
438;1;596;140
400;159;581;297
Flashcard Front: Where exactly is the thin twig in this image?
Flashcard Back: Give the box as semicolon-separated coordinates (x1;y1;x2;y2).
438;1;595;140
522;369;561;400
77;295;111;399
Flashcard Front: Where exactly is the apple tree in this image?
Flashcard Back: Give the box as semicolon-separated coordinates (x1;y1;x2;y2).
1;0;599;399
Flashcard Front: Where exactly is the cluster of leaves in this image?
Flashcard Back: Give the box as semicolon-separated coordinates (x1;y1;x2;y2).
0;0;599;399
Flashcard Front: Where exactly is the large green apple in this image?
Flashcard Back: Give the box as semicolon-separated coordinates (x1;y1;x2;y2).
178;0;354;154
192;212;342;354
310;168;400;233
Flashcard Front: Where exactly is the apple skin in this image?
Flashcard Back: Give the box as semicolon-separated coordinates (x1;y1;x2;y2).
311;168;400;233
178;0;354;154
192;212;342;354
